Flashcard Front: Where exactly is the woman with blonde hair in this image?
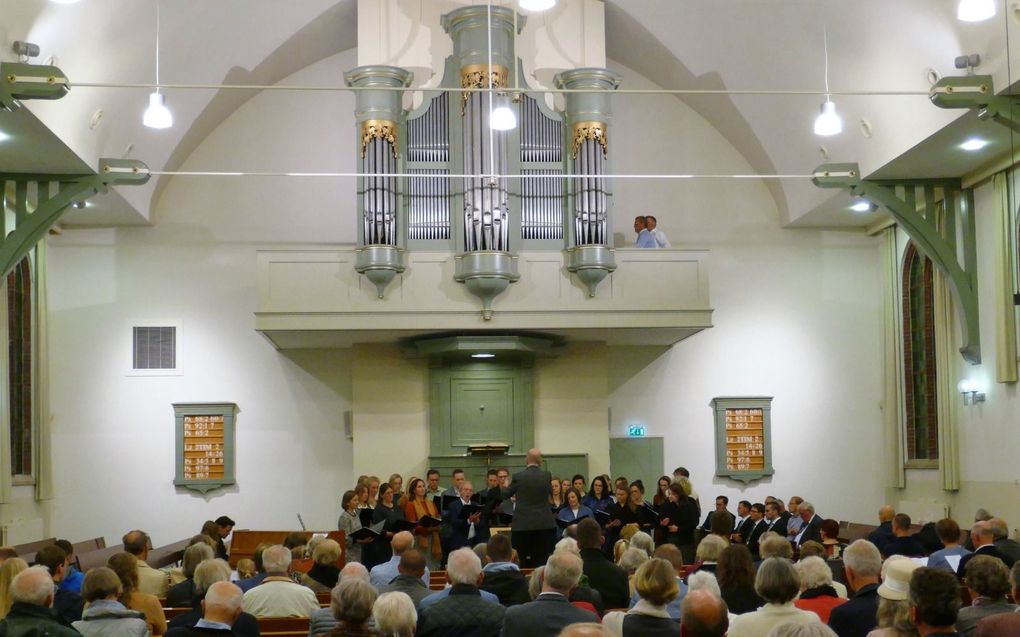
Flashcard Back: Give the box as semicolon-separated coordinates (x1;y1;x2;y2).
0;557;27;619
107;552;167;636
72;567;147;637
603;558;681;637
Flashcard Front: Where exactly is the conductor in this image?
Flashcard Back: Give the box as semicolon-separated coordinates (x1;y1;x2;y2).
502;447;556;567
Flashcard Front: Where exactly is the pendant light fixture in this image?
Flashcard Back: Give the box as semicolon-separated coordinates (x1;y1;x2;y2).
519;0;556;11
143;0;173;129
814;25;842;137
957;0;996;22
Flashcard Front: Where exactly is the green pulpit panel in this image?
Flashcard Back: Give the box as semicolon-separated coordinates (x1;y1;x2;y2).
429;360;534;456
450;378;514;446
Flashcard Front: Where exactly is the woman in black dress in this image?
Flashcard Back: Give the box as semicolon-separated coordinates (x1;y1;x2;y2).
366;482;405;569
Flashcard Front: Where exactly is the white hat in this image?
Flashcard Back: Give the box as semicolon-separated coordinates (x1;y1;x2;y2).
878;557;921;601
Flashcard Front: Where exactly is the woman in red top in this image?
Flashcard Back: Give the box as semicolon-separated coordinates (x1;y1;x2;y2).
792;556;847;623
402;477;441;565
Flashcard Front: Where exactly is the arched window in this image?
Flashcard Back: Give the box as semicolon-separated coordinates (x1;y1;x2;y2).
7;256;32;478
902;242;938;461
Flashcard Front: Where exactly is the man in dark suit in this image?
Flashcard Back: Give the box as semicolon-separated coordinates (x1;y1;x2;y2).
793;501;823;547
698;496;735;533
501;448;556;568
958;521;1013;576
730;501;754;545
166;581;244;637
764;501;788;537
990;517;1020;566
501;552;598;637
828;540;882;637
447;481;489;551
743;504;768;558
576;518;630;610
867;506;895;555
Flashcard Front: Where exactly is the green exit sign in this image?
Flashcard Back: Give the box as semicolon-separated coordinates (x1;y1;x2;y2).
628;425;646;437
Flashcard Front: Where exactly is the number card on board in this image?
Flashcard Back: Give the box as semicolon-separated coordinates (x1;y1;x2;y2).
174;403;238;493
711;397;773;483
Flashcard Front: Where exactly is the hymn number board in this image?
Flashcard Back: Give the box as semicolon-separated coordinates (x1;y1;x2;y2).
174;403;237;493
711;397;774;484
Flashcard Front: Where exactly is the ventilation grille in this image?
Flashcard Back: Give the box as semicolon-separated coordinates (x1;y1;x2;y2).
133;326;176;370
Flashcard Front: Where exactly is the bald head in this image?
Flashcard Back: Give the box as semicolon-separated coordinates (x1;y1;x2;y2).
11;566;54;607
202;581;243;625
339;561;369;582
879;506;895;523
972;521;994;547
526;448;542;466
680;590;729;637
556;624;613;637
391;531;414;555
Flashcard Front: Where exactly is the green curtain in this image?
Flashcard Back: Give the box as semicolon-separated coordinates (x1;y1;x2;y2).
881;226;905;488
33;238;51;501
934;203;960;491
993;172;1018;383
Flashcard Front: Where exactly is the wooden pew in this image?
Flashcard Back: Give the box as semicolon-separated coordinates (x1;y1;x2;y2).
13;537;56;556
315;591;331;605
148;538;191;569
72;537;106;555
163;607;192;620
77;545;127;572
258;617;310;637
228;531;346;569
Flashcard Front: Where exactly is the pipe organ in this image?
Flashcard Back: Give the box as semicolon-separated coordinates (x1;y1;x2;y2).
346;5;622;312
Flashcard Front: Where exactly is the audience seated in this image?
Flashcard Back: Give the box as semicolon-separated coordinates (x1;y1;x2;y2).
908;568;961;636
369;531;430;589
827;540;882;637
168;559;259;637
767;625;840;637
867;555;919;637
956;555;1015;636
373;591;416;637
958;521;1011;577
502;552;598;637
235;543;271;593
415;548;505;637
793;556;846;623
576;518;630;610
629;544;686;620
617;548;648;597
689;534;727;579
166;581;244;637
308;562;371;637
72;566;147;637
52;541;83;596
0;566;79;637
759;533;795;561
679;589;730;637
882;515;925;558
300;539;342;593
326;579;377;637
108;552;167;636
927;518;971;573
556;624;613;637
479;534;529;607
795;503;824;548
718;544;764;615
867;507;896;557
974;561;1020;636
764;502;789;538
166;543;214;607
235;560;255;581
378;549;430;609
727;557;820;637
123;530;170;597
990;518;1020;567
603;558;679;637
240;545;318;618
34;544;83;623
0;558;27;619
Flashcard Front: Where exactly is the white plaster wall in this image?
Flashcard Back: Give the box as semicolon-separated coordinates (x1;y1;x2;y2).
606;60;887;524
40;49;363;546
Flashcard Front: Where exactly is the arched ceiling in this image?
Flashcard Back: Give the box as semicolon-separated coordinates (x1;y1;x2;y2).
2;0;1016;228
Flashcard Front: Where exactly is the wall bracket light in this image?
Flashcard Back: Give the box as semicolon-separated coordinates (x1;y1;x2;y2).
959;379;986;405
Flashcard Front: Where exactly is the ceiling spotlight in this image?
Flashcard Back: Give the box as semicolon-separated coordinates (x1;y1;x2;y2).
490;105;517;131
958;0;996;21
850;200;873;213
472;353;495;358
959;137;989;151
0;130;9;143
814;99;843;136
49;0;81;4
519;0;556;11
71;201;86;209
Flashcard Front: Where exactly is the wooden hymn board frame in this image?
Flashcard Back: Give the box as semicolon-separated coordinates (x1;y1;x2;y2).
174;403;237;493
711;396;774;484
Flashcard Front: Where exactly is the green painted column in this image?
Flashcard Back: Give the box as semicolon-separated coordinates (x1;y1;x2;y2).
344;65;413;299
555;68;622;297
